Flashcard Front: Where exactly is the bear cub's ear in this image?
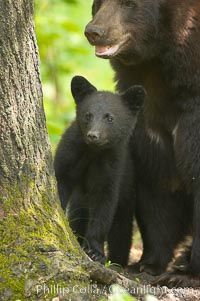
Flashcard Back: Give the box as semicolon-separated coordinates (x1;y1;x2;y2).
71;76;97;104
121;85;146;112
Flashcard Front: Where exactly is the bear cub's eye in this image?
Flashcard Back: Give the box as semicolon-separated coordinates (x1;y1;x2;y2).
104;113;114;123
85;112;93;122
121;0;136;8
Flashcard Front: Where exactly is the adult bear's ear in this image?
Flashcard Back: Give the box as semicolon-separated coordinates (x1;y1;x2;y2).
71;76;97;104
121;85;146;112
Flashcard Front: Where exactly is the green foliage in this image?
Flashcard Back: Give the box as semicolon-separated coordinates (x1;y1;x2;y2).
35;0;114;152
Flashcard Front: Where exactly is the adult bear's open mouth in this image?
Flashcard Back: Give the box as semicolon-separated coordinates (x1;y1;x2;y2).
94;35;131;58
95;45;120;58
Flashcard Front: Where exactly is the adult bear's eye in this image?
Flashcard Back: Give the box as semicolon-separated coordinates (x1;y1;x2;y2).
85;112;93;122
121;0;136;8
104;113;114;123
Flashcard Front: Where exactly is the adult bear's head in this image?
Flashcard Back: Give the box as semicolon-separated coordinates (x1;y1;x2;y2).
85;0;164;65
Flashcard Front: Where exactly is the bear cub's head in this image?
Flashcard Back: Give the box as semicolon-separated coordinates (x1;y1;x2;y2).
71;76;145;149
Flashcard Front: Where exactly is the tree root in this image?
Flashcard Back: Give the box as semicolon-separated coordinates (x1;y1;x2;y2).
84;260;200;301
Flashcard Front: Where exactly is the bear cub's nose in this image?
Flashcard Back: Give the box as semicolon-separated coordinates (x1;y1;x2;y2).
87;131;100;142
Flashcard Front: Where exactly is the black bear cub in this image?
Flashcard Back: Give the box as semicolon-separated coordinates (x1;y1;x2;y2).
54;76;145;265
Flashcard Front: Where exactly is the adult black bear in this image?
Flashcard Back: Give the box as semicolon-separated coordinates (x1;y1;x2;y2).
54;76;145;266
85;0;200;287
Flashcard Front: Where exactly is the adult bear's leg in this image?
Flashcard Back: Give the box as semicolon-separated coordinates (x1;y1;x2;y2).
156;110;200;287
129;121;191;275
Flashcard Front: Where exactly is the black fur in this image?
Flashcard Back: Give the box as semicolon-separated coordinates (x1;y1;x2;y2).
85;0;200;286
54;76;145;265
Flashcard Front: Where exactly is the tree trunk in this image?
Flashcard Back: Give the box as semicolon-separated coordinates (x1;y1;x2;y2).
0;1;92;300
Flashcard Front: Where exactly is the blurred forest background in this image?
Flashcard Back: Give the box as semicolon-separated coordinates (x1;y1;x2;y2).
35;0;114;152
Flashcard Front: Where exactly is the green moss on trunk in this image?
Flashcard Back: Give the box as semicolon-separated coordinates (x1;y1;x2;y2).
0;179;92;300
